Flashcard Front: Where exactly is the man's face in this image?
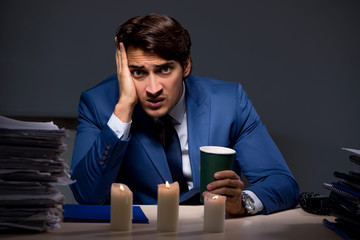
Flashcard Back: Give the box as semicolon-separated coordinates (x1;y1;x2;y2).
127;46;191;118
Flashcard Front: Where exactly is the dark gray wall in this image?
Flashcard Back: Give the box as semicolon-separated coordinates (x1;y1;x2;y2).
1;0;359;196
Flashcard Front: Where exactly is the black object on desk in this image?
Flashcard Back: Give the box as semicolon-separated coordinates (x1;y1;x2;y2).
62;204;149;223
322;149;360;240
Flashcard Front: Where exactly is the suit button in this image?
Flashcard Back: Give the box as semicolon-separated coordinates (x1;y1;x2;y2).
106;144;112;150
104;149;110;155
101;155;107;161
99;160;105;166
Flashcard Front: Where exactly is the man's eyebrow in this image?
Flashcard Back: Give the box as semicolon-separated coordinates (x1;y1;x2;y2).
128;65;144;69
155;61;175;68
128;61;175;69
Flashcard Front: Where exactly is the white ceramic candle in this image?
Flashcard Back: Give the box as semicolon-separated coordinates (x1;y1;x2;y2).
157;181;179;232
204;192;226;232
111;183;133;231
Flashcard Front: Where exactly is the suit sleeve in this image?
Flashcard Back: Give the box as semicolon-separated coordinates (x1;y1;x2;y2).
70;91;129;204
232;84;299;214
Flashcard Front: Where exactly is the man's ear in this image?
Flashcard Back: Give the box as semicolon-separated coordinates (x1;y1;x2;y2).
183;56;192;77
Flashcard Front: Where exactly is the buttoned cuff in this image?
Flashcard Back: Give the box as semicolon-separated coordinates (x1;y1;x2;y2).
107;113;131;140
243;190;264;215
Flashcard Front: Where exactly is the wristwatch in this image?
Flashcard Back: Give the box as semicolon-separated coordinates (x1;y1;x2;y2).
242;192;256;215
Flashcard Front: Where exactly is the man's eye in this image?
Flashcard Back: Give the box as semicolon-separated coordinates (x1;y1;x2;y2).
161;67;172;74
132;70;144;77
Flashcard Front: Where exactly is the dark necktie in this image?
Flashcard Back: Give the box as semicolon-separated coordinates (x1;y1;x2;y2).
154;115;189;193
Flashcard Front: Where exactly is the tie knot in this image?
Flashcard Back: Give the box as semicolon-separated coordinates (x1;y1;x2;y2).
160;114;173;125
154;115;175;148
154;115;174;131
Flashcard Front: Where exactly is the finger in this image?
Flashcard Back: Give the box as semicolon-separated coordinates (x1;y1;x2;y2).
214;170;240;180
115;36;119;48
119;42;129;72
115;43;121;75
208;187;242;198
207;178;244;191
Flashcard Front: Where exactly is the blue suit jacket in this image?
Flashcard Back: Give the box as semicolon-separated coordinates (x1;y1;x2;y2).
70;74;299;214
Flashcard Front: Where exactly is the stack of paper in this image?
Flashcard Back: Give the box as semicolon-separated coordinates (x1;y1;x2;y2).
322;148;360;239
0;115;73;231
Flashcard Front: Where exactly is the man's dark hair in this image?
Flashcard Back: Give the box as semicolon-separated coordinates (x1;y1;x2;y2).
116;13;191;70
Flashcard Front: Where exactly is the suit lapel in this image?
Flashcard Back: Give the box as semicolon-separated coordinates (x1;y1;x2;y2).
132;105;172;183
185;76;211;189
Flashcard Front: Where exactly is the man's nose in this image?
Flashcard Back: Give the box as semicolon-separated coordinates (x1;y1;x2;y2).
146;74;163;96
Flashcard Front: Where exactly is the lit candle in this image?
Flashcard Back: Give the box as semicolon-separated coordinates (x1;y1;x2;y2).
203;192;226;232
157;181;179;232
111;183;133;231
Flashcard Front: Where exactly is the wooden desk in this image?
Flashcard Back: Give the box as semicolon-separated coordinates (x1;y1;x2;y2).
1;206;341;240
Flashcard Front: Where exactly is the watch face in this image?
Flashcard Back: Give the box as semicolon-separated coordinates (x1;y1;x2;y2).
244;194;255;211
246;196;255;209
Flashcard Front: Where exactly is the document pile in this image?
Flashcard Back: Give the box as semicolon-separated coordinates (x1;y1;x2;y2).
0;115;73;232
322;148;360;239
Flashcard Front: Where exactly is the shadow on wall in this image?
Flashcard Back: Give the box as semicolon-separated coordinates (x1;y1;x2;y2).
271;131;354;196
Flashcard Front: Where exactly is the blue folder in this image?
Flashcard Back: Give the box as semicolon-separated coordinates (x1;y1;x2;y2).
62;204;149;223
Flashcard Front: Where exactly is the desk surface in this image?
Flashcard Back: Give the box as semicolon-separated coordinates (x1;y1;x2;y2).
1;206;341;240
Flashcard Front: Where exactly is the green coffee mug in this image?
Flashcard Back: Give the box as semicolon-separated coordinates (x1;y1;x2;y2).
200;146;236;203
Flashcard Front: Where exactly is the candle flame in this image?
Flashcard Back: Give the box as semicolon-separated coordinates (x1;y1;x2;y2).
165;181;170;189
212;195;219;200
120;184;124;191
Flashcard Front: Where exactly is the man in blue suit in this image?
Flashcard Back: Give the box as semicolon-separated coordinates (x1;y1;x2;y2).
70;13;299;216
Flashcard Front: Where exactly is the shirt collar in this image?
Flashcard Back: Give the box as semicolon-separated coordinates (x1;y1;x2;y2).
168;81;186;125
